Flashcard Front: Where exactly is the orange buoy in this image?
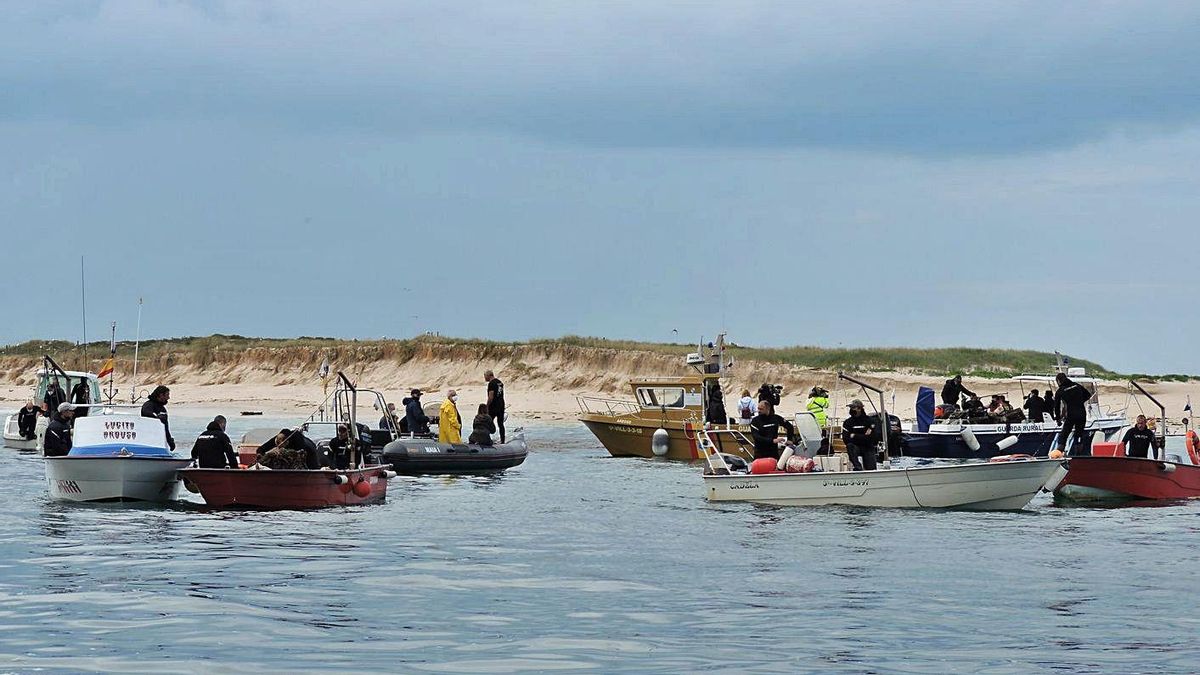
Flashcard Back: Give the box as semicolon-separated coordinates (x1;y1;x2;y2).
1048;449;1065;459
352;480;372;497
749;458;780;474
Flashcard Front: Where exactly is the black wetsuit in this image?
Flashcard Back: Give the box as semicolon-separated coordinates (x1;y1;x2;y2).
17;407;39;440
329;436;356;469
1043;392;1057;421
1054;380;1092;454
43;417;73;457
191;421;239;468
749;412;794;459
488;378;506;444
140;398;176;451
1122;426;1159;459
43;386;65;418
841;413;878;471
71;382;90;418
1023;395;1047;423
941;379;976;406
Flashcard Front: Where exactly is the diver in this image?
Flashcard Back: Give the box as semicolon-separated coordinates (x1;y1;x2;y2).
191;415;239;468
1121;415;1161;459
485;370;507;444
749;399;794;460
841;399;878;471
140;385;176;451
1053;373;1093;456
43;403;75;457
329;424;359;469
43;381;66;418
469;404;496;446
940;375;976;406
16;401;39;440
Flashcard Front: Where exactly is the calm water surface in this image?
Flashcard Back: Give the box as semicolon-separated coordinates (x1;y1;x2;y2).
1;414;1198;673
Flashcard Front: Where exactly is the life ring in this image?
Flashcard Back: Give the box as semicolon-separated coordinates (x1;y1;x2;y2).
989;454;1034;463
1186;430;1200;464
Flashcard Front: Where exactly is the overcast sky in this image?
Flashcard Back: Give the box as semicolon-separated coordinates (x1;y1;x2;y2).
3;1;1199;373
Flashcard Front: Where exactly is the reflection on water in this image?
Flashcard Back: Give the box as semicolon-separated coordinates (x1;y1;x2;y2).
0;416;1197;672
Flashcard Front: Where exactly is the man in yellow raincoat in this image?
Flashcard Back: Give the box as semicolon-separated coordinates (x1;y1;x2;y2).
439;390;462;443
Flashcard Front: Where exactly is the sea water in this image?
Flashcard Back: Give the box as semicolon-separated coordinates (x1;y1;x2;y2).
0;415;1197;673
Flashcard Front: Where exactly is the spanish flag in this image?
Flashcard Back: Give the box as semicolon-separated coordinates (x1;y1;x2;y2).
97;358;115;379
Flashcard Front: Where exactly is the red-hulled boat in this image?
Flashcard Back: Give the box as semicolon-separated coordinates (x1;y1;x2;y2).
1055;380;1200;502
180;465;392;508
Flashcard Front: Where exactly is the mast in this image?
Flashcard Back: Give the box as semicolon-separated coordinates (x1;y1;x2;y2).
105;322;117;403
80;256;88;369
131;298;143;403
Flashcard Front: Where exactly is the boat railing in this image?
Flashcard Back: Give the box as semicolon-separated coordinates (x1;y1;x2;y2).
698;427;756;474
576;396;641;417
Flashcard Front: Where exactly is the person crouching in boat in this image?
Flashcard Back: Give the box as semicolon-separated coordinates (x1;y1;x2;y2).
256;429;323;470
43;403;75;457
329;424;361;469
469;404;496;446
439;391;462;444
17;401;39;440
749;399;794;460
191;415;239;468
1122;415;1161;459
841;399;877;471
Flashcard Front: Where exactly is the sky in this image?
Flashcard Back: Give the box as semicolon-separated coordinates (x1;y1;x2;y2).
2;1;1199;374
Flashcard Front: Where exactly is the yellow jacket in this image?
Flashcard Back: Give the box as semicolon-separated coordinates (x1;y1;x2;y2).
439;399;461;443
806;396;829;428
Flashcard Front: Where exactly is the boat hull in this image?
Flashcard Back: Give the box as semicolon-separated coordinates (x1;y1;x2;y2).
3;413;44;451
903;424;1123;459
381;437;528;475
180;466;391;509
704;459;1068;510
581;417;721;460
1054;456;1200;501
44;456;192;502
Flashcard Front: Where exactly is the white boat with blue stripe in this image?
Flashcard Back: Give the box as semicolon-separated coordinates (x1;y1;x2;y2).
44;408;191;503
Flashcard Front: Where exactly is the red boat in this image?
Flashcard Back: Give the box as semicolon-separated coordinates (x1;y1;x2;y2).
180;466;392;509
1055;456;1200;501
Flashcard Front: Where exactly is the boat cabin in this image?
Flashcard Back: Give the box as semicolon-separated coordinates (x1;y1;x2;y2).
34;368;101;409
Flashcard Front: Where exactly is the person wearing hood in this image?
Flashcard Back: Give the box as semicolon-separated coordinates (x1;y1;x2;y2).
43;381;66;418
940;375;976;406
705;382;727;426
1053;373;1093;455
140;385;176;451
191;415;239;468
43;403;75;457
806;387;830;428
70;379;91;418
404;389;430;435
17;401;39;440
439;390;462;444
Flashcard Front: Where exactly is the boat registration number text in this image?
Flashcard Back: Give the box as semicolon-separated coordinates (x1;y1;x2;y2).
606;425;643;435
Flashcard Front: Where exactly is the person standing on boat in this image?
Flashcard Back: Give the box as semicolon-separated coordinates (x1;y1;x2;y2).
1023;389;1048;423
191;415;239;469
485;371;506;444
806;387;830;428
1053;373;1092;455
469;404;496;446
1043;390;1057;421
439;390;462;444
737;389;755;425
70;379;91;419
379;403;399;431
43;403;75;457
1121;415;1161;459
705;382;728;426
329;424;358;469
404;389;430;435
17;401;39;440
43;381;66;418
141;385;176;451
940;375;976;406
841;399;878;471
749;399;794;459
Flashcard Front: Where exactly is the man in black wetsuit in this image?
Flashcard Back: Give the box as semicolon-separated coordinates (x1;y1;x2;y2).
43;381;66;418
328;424;358;470
1121;415;1161;459
485;370;506;444
1054;373;1093;456
940;375;976;406
191;415;239;468
17;401;39;440
43;403;75;457
140;385;176;451
70;379;91;418
749;399;794;460
841;399;878;471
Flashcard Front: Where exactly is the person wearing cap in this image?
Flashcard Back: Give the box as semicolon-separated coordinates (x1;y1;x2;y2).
43;381;66;418
43;403;75;457
749;399;795;459
439;390;462;444
404;389;430;435
17;400;39;440
841;399;878;471
191;415;239;469
140;385;176;451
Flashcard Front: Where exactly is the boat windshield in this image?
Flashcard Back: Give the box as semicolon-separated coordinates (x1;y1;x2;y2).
35;372;100;405
637;387;686;409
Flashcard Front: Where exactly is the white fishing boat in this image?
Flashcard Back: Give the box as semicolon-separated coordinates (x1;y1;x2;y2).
44;408;191;503
699;373;1068;510
3;366;100;452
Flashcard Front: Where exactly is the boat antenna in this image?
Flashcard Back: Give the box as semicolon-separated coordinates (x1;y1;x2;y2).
130;297;143;404
103;321;118;403
80;256;88;370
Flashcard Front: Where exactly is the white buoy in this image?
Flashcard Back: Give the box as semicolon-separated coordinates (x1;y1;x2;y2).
651;428;670;457
776;445;795;472
332;474;349;485
996;435;1019;452
961;428;981;452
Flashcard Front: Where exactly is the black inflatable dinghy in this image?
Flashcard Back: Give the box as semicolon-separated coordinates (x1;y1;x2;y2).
381;432;527;475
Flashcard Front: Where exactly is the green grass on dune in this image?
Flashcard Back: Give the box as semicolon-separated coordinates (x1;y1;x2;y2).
0;333;1186;380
